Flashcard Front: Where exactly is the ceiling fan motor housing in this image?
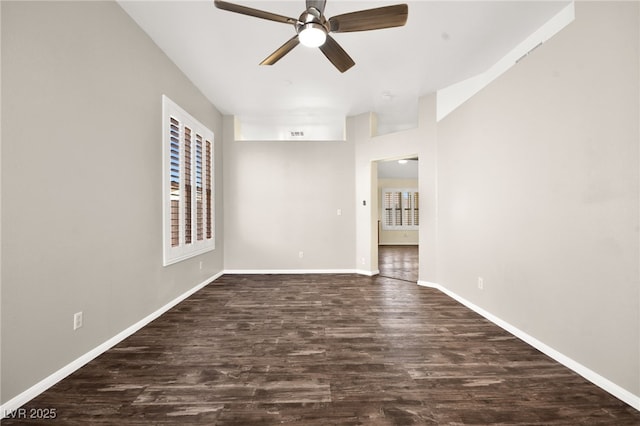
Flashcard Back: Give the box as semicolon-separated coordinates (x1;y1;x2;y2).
297;9;329;33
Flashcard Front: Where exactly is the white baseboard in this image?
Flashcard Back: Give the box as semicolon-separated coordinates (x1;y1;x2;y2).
223;269;360;275
0;271;224;419
417;280;640;411
355;269;380;277
223;269;381;277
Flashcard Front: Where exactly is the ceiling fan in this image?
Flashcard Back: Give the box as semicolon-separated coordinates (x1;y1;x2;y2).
214;0;408;73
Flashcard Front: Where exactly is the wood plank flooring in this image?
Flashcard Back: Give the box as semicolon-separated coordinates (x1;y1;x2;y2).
378;245;419;283
4;274;639;425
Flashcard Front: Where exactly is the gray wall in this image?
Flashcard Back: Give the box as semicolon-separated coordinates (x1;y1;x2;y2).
1;1;224;403
222;116;355;271
437;1;639;396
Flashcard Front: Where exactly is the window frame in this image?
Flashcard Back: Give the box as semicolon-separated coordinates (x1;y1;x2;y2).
162;95;215;266
381;188;419;231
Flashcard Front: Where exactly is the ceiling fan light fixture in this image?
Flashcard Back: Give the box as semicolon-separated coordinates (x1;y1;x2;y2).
298;23;327;47
214;0;409;71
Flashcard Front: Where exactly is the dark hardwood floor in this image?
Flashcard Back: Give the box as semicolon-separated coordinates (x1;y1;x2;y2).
5;274;639;425
379;245;419;282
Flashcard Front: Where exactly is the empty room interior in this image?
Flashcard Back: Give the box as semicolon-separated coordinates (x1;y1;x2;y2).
1;0;639;424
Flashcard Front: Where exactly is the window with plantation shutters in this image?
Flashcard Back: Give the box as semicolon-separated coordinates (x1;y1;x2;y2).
381;188;419;230
162;95;215;266
170;117;181;247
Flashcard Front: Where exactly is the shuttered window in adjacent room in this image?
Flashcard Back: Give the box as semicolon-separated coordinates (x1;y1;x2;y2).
162;95;215;266
381;188;419;230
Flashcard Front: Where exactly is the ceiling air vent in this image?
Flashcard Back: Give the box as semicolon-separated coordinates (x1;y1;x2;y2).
516;41;544;64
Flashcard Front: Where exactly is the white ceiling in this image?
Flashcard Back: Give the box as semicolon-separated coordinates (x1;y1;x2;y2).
118;0;570;134
378;159;419;179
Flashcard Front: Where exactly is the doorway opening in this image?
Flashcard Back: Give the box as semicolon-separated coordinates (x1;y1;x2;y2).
375;157;419;282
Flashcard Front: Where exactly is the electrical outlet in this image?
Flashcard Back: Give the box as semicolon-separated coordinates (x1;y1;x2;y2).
337;209;342;216
199;261;203;270
299;251;304;258
361;257;366;265
478;277;484;290
73;312;83;330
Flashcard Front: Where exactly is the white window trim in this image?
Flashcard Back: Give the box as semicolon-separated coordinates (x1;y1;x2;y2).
162;95;215;266
381;188;419;231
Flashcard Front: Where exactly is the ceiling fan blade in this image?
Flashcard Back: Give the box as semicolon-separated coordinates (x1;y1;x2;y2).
306;0;326;15
260;36;300;66
329;4;408;33
319;35;355;73
214;0;297;25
